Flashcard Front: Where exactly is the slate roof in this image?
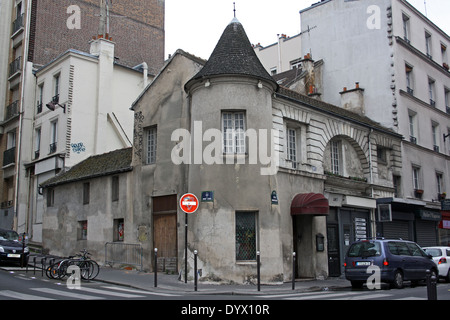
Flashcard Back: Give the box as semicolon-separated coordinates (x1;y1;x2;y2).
185;18;277;90
41;148;133;188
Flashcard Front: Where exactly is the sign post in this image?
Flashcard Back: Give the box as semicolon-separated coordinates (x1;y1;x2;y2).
180;193;199;283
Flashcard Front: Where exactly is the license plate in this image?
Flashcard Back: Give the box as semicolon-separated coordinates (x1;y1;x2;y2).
7;254;21;258
356;261;371;266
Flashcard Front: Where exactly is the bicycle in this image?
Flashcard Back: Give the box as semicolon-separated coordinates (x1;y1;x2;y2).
46;249;99;280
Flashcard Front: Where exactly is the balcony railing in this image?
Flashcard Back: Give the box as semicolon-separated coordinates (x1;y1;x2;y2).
3;147;16;167
49;142;57;154
37;102;42;114
9;57;21;77
5;100;20;120
12;14;24;35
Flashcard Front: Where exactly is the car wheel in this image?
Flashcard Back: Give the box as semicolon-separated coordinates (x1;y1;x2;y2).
446;270;450;283
350;280;364;289
392;270;404;289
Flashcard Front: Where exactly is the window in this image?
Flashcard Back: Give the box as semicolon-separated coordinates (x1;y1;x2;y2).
408;110;417;143
388;241;410;256
7;131;16;150
270;67;277;75
145;126;157;164
47;188;54;207
235;211;257;261
402;14;410;43
405;64;414;94
112;176;119;202
114;218;124;241
222;111;246;154
37;84;43;113
445;88;450;114
330;140;341;175
412;166;421;190
377;146;387;163
34;128;41;159
428;78;436;106
78;221;87;240
287;128;297;168
436;172;444;194
53;73;60;101
83;182;90;205
432;122;439;152
442;43;448;66
50;120;58;154
425;32;432;59
393;175;401;197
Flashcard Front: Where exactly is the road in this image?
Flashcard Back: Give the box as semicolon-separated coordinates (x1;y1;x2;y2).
1;268;449;301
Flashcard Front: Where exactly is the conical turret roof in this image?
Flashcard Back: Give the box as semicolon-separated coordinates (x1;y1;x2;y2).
185;18;277;90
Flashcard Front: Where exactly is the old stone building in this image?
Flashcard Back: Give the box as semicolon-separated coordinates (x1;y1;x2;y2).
42;17;403;283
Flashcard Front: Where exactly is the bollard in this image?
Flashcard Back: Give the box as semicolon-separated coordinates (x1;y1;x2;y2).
256;251;261;292
426;270;437;300
21;233;26;269
154;248;158;287
41;257;46;277
194;250;198;292
292;252;296;290
33;256;36;275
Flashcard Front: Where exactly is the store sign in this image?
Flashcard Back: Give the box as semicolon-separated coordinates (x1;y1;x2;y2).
354;217;367;241
419;210;441;221
442;199;450;211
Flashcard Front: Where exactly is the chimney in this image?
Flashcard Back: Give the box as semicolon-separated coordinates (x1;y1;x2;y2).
302;53;321;100
339;82;365;115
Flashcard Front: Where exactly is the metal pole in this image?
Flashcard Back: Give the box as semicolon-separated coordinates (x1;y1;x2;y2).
21;233;26;268
257;251;261;292
194;250;198;292
154;248;158;287
185;213;188;283
292;252;296;290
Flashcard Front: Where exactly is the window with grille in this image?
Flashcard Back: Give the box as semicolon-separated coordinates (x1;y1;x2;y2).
145;126;157;164
222;112;246;154
235;211;257;261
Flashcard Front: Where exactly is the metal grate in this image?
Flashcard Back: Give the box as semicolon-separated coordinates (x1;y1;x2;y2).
235;211;257;261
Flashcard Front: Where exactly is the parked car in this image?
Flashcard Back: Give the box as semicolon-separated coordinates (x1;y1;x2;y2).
0;228;29;266
345;239;438;289
423;246;450;282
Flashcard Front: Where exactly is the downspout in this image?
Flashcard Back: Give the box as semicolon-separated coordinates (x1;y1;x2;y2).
14;0;32;232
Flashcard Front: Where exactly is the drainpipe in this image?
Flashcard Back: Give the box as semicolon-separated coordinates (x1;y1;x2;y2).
14;0;32;233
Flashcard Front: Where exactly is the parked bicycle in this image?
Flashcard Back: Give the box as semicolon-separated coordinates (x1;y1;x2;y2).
46;249;99;280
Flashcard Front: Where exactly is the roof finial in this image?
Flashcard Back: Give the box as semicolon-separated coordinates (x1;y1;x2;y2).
233;2;236;18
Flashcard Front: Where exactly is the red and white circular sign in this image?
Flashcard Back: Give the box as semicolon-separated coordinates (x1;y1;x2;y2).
180;193;199;214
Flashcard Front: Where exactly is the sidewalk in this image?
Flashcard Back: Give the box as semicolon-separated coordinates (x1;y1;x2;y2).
95;266;351;296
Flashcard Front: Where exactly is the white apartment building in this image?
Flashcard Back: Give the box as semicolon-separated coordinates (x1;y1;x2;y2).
298;0;450;246
256;0;450;247
24;38;150;243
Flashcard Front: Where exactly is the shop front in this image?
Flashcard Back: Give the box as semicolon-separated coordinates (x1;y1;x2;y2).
439;200;450;246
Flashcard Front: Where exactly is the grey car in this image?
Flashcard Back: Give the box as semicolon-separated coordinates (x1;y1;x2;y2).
344;239;438;289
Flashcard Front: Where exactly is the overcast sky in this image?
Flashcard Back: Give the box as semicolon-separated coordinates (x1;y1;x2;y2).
165;0;450;60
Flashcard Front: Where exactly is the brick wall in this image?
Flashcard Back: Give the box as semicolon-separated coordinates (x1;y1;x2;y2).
30;0;164;74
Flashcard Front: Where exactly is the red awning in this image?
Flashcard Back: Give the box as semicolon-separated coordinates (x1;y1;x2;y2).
291;193;329;216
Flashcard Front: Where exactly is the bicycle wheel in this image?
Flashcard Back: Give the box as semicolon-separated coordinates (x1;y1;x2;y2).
79;260;99;280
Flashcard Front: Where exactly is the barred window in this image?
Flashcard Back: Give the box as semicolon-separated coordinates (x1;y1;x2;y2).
145;126;157;164
235;211;258;261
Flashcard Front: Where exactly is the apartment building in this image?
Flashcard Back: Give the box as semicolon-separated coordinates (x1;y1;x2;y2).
298;0;450;247
0;0;164;243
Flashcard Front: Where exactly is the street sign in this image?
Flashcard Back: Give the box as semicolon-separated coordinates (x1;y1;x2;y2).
180;193;199;214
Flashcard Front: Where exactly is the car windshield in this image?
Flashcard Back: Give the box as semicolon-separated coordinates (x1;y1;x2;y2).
0;230;19;241
348;241;381;257
424;248;442;257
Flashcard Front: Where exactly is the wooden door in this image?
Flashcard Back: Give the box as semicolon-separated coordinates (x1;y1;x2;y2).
153;195;177;272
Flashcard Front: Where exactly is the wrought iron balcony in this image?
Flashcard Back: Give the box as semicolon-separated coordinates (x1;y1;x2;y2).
3;147;16;167
5;100;20;120
9;57;22;77
12;14;24;35
49;142;57;154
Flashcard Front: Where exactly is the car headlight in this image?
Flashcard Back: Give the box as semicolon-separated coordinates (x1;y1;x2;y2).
0;246;4;253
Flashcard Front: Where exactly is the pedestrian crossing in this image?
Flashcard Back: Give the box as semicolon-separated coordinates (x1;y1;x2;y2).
0;284;181;300
260;290;426;300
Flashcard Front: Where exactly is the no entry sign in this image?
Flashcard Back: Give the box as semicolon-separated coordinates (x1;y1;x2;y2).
180;193;199;214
